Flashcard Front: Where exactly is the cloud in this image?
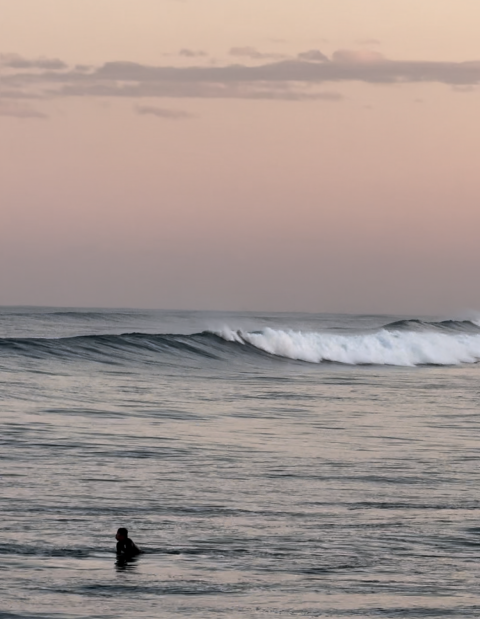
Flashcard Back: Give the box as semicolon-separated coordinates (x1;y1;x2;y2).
229;46;286;60
0;53;67;70
331;49;386;64
178;49;207;58
136;105;194;119
75;64;94;72
297;50;329;63
53;80;343;102
4;49;480;106
51;79;342;102
86;54;480;87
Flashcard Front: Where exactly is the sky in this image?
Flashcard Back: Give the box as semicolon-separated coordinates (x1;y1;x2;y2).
1;0;480;314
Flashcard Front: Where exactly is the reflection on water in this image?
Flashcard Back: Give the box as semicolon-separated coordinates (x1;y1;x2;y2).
115;556;140;573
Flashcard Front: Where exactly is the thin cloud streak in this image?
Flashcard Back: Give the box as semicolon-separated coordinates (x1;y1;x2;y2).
178;49;207;58
136;105;195;119
229;46;286;60
56;82;343;101
3;50;480;105
0;53;67;70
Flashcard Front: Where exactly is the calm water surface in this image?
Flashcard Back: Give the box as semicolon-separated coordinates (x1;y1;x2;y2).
1;308;480;618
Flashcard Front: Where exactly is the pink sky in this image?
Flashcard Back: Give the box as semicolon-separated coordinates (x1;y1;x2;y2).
1;0;480;313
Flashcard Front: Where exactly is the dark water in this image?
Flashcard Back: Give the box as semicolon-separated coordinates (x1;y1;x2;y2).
1;307;480;618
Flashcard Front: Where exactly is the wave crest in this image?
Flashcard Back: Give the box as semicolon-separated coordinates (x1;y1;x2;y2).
2;322;480;367
214;327;480;366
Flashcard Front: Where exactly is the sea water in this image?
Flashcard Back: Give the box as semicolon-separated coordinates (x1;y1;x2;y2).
1;307;480;618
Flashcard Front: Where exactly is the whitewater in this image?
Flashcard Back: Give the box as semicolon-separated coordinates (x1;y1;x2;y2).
1;307;480;619
217;322;480;366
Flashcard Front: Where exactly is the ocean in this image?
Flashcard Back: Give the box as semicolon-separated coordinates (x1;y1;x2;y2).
1;307;480;618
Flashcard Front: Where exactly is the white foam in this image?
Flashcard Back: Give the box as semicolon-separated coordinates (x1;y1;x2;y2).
215;327;480;366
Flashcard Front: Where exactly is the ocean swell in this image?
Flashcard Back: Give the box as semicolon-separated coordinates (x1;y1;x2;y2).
1;320;480;366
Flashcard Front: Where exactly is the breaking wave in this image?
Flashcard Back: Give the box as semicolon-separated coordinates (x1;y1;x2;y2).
217;325;480;366
1;317;480;367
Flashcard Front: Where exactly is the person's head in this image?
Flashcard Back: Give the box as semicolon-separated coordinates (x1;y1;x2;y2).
116;527;128;542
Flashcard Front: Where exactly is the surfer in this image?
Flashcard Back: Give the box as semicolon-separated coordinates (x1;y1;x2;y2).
116;527;141;558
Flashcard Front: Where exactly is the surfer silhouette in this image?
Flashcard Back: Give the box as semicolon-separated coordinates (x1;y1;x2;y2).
116;527;141;558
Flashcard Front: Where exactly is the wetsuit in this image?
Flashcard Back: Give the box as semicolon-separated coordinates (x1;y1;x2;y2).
116;537;141;558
